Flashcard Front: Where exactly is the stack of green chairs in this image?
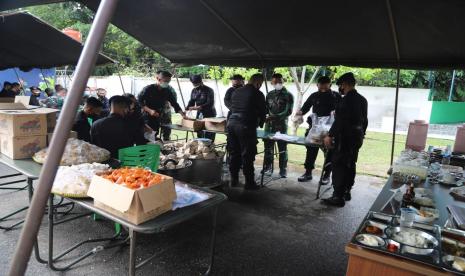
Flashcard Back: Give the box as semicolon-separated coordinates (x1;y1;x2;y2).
93;144;161;234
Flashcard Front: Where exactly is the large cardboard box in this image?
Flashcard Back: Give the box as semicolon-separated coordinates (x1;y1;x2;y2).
34;107;59;132
0;110;47;136
181;118;205;131
87;174;176;225
203;117;226;132
0;102;28;110
0;134;47;159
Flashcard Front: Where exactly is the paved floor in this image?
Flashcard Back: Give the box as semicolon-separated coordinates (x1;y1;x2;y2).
0;163;384;276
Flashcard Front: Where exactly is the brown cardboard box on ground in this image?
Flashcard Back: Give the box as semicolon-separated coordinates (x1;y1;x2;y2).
0;134;47;159
203;117;227;132
87;174;176;225
0;109;47;136
181;118;205;131
33;107;59;132
47;131;78;146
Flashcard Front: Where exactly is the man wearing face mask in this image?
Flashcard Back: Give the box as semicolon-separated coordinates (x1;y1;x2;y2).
138;70;186;139
73;97;103;142
187;75;216;140
224;74;245;118
227;73;267;190
157;70;178;141
322;72;368;207
29;86;42;106
262;73;294;178
297;76;340;183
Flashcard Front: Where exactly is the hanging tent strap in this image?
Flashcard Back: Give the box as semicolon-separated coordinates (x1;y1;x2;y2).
386;0;401;166
172;66;186;109
115;61;126;94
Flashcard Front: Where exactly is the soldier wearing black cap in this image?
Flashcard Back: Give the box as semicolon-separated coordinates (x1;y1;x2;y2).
29;86;42;106
228;73;267;190
322;72;368;207
138;70;186;138
224;74;245;116
0;82;13;97
187;74;216;140
297;76;341;183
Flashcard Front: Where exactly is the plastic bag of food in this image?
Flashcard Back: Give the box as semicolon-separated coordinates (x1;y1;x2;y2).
305;114;334;145
51;163;110;196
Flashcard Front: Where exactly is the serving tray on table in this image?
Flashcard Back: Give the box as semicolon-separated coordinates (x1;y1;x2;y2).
350;211;465;275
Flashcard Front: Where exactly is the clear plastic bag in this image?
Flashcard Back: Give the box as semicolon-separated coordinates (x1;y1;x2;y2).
305;114;334;145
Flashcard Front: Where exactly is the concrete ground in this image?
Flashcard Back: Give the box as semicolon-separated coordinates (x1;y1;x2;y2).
0;163;384;276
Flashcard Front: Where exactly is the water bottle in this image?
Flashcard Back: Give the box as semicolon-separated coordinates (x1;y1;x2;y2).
442;146;451;165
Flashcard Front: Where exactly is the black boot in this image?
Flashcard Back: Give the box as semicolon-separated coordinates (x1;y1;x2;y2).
244;176;260;190
230;176;239;187
279;168;287;178
322;196;345;207
320;173;331;185
298;170;313;182
344;191;352;201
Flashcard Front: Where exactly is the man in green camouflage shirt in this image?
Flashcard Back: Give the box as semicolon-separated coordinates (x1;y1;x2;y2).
158;71;178;141
263;73;294;178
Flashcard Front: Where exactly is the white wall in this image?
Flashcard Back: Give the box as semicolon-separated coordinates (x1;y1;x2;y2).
59;75;431;132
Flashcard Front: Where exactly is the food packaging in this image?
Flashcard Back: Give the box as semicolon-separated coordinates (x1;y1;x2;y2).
181;118;205;131
0;134;47;159
0;109;47;136
87;173;176;225
202;117;226;132
305;114;334;145
33;107;59;132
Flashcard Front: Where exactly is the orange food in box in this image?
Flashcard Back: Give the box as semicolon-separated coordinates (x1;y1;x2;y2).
101;167;165;190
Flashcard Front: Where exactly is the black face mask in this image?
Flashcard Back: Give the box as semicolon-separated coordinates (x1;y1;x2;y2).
338;87;344;95
233;84;242;88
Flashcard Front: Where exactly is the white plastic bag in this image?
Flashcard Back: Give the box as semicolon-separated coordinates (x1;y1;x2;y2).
305;114;334;145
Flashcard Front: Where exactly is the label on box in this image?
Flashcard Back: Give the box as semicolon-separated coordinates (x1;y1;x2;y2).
0;135;47;159
0;110;47;136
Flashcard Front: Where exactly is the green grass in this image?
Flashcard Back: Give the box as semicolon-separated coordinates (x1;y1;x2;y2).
170;115;454;177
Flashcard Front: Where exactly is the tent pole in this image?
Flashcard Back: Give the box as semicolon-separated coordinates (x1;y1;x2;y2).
390;67;400;165
173;67;186;109
8;1;119;275
263;68;269;94
13;68;26;95
449;70;456;102
213;67;223;117
40;69;50;89
386;0;401;165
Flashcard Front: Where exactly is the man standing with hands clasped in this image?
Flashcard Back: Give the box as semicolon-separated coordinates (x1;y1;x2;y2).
322;72;368;207
263;73;294;178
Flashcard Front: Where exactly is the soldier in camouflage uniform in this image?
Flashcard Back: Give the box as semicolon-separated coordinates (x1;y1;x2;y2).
160;84;177;141
263;73;294;178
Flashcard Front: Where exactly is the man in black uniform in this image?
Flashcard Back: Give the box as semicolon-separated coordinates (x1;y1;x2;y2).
322;72;368;207
228;74;267;190
138;71;186;138
187;75;216;140
297;76;340;183
73;97;103;142
91;96;140;158
224;74;245;116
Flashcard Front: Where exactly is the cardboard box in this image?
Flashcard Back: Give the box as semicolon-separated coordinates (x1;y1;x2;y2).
0;102;28;110
203;117;226;132
34;107;59;132
0;134;47;159
0;109;47;136
47;131;77;146
181;118;205;131
87;174;176;225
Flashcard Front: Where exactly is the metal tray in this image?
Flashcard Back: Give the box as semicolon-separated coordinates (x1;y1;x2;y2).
351;212;442;270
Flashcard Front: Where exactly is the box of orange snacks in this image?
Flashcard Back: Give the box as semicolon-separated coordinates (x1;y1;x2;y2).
87;167;176;225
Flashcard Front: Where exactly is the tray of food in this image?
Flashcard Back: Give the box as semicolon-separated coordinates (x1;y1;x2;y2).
351;212;442;270
441;228;465;275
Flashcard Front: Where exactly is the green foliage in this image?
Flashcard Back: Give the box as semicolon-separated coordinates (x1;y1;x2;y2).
38;76;55;91
207;66;260;85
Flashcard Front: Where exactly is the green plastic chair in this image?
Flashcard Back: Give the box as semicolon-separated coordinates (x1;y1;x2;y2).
118;144;161;172
93;144;161;234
